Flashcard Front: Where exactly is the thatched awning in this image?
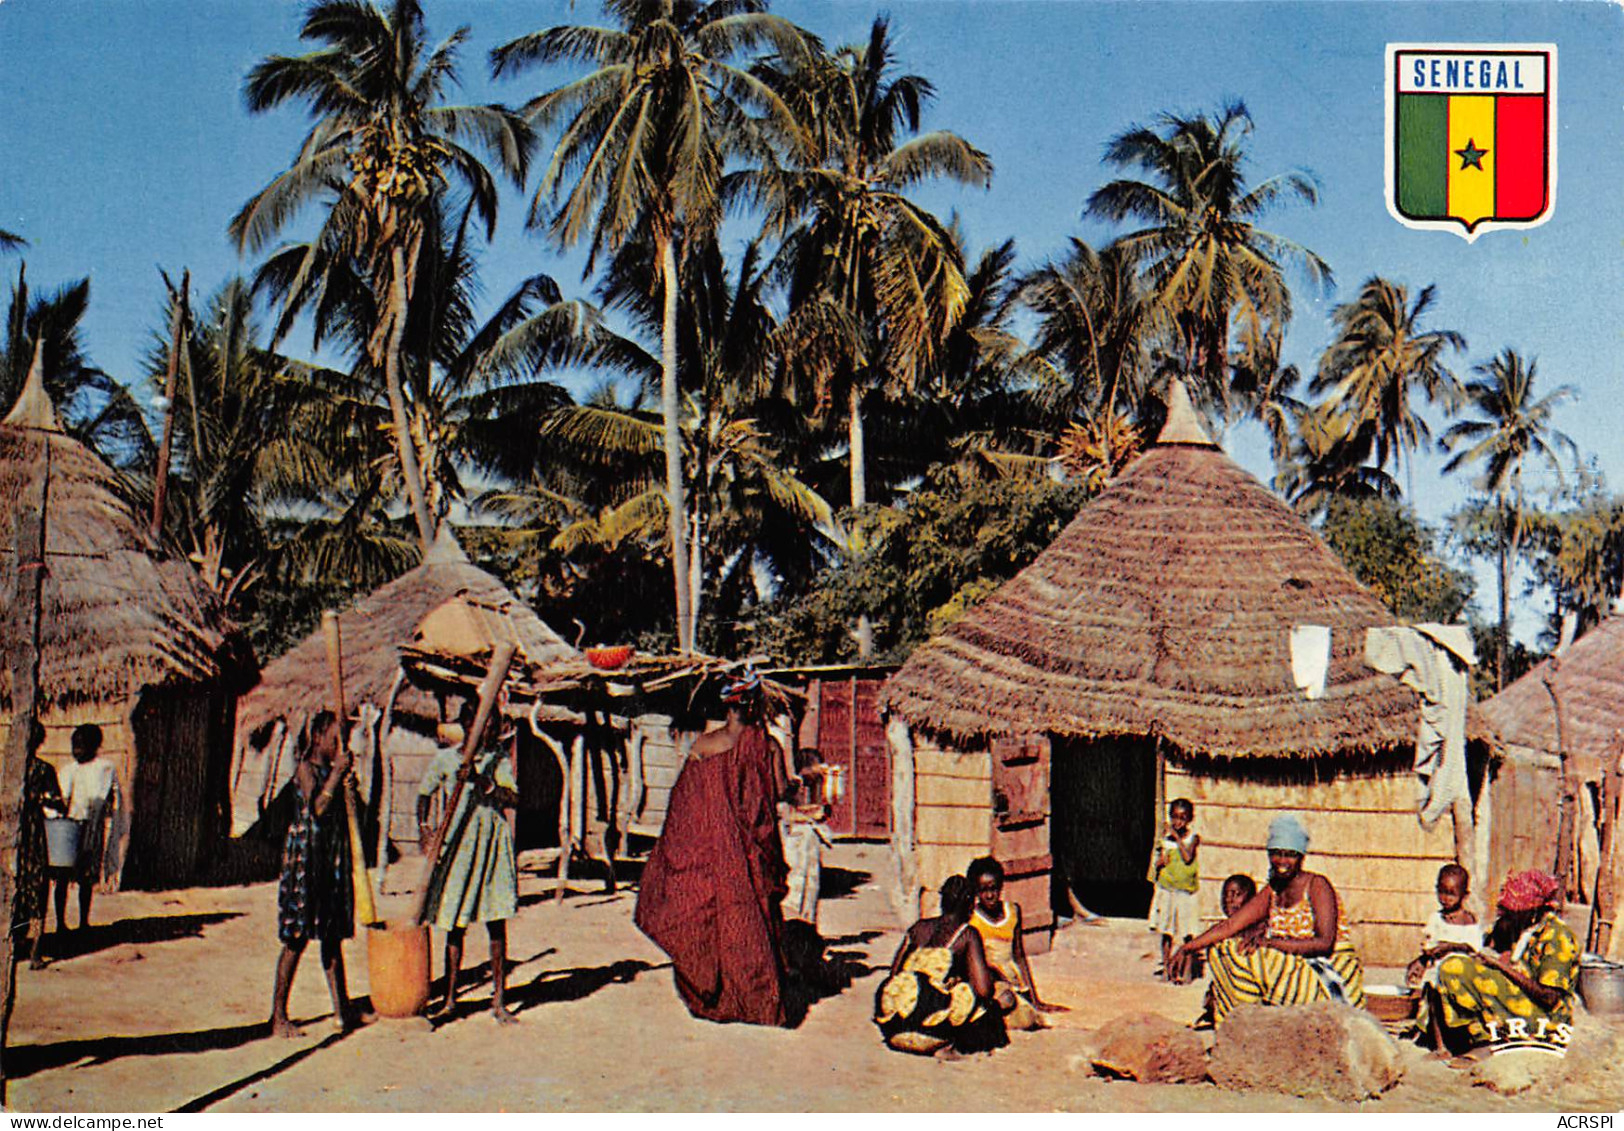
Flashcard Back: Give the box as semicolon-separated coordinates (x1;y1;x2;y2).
1479;614;1624;780
885;391;1489;760
235;531;576;739
0;359;240;711
229;532;578;835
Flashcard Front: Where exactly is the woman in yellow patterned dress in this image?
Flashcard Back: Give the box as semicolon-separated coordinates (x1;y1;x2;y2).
1172;815;1365;1024
874;875;1009;1056
1421;869;1578;1051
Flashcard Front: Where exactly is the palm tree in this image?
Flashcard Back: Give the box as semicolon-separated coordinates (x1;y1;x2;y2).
1086;101;1331;409
541;234;838;649
1229;321;1303;477
1442;348;1577;688
254;197;602;538
887;235;1058;485
1310;277;1465;484
232;0;531;556
1282;399;1401;517
1013;238;1152;425
760;17;990;503
1;265;151;465
141;275;373;608
752;16;990;654
491;0;812;653
0;232;25;254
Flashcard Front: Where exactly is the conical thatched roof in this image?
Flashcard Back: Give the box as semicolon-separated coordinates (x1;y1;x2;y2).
0;354;239;710
885;391;1480;760
234;529;576;739
1479;614;1624;780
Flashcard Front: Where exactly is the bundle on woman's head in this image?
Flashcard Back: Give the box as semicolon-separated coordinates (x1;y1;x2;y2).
720;668;763;704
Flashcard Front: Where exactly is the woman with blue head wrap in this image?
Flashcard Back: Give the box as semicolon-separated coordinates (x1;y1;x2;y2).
1171;813;1366;1024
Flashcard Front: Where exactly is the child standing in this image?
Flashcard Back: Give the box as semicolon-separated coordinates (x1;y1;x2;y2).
1406;863;1481;987
418;702;521;1024
1148;798;1200;983
51;724;119;931
269;712;359;1037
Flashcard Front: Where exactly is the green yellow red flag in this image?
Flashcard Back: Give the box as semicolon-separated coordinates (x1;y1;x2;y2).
1386;45;1555;240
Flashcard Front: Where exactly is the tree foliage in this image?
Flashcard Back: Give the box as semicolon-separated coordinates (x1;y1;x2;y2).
1318;495;1473;623
751;465;1091;662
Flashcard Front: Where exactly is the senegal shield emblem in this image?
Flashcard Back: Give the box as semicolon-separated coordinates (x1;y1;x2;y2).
1385;43;1556;241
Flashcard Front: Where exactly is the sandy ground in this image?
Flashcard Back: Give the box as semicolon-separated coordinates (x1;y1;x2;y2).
5;842;1621;1113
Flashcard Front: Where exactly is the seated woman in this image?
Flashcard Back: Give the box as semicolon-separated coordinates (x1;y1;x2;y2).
967;855;1063;1030
1420;869;1578;1052
1172;815;1365;1025
874;875;1009;1057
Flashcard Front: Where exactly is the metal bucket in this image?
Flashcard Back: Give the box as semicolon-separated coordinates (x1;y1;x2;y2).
44;817;81;868
1578;961;1624;1016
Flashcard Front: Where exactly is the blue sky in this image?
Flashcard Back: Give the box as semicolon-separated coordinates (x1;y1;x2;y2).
2;0;1621;640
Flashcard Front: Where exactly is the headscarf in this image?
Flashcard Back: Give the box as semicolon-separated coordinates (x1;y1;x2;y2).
1265;814;1311;855
721;669;762;703
1496;869;1561;913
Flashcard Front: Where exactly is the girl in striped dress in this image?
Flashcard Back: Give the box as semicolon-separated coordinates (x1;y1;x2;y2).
1171;815;1365;1024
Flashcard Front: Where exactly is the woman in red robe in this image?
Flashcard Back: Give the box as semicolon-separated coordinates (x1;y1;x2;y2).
634;673;790;1026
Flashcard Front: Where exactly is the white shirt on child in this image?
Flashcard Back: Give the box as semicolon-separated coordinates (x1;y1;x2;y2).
1422;908;1481;951
56;759;117;822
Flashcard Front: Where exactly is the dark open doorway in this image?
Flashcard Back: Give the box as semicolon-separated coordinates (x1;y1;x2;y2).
1050;736;1157;918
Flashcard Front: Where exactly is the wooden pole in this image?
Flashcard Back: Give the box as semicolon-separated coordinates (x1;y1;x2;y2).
413;642;517;923
321;611;377;926
149;270;188;543
0;440;49;1101
1542;673;1578;893
1589;735;1624;954
1451;795;1476;874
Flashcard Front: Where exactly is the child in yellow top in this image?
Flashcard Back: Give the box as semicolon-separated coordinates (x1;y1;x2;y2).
1149;798;1200;983
967;855;1065;1029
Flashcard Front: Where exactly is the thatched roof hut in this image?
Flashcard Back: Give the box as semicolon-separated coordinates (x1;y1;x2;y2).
1478;614;1624;898
885;412;1428;759
1479;615;1623;781
229;530;578;858
0;356;238;711
234;530;573;742
0;353;248;888
881;384;1491;964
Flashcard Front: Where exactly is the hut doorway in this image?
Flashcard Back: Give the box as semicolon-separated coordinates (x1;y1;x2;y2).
123;688;222;889
1050;736;1157;917
514;728;565;852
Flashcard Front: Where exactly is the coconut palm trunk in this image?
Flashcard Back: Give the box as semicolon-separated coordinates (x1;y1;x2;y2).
849;382;873;656
1497;509;1509;691
383;238;437;555
660;234;694;653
